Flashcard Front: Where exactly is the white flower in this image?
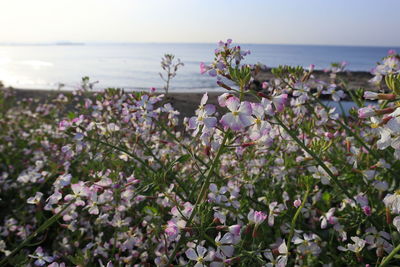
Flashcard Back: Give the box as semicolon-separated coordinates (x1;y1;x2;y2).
292;233;321;256
27;192;43;205
268;202;285;226
320;208;337;229
394;216;400;232
308;164;336;185
214;232;234;257
338;236;365;253
383;191;400;214
365;227;392;254
185;245;212;267
29;247;54;266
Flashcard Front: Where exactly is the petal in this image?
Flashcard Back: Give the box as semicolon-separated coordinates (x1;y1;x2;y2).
196;245;207;257
215;232;222;242
203;117;217;128
220;113;234;128
238;114;253;127
209;183;218;193
220;233;233;244
35;259;46;266
220;245;234;257
273;94;288;112
71;183;81;194
278;241;287;254
218;93;231;107
292;236;303;244
209;69;217;77
238;101;252;115
225;97;240;112
188;117;198;129
251;103;264;118
185;248;198;260
391;137;400;150
201;93;208;106
229;116;244;131
247;209;255;221
204;104;216;115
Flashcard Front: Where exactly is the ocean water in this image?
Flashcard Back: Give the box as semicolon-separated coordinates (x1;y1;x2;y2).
0;43;398;92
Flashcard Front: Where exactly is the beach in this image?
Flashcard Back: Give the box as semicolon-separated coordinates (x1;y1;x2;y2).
7;68;382;121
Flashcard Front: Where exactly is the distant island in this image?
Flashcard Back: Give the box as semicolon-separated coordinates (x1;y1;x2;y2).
55;41;85;46
0;42;85;46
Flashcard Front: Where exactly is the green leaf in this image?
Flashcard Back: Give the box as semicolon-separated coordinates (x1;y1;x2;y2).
67;112;76;119
176;154;190;163
322;192;331;205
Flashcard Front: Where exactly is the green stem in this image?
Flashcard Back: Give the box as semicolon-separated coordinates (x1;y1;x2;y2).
275;115;380;229
166;132;229;265
81;135;157;174
314;98;382;160
274;115;352;199
380;243;400;267
239;88;244;102
286;186;310;254
0;203;72;266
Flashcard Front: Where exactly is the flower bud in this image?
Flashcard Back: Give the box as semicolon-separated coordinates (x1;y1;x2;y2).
293;199;302;208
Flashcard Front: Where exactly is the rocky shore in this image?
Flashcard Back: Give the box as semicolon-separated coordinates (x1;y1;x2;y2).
251;68;382;92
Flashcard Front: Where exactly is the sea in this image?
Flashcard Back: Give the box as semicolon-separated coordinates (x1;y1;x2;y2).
0;43;398;92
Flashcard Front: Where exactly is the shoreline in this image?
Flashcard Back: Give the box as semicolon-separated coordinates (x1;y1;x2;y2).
6;88;362;120
252;68;381;92
4;68;383;119
4;68;383;94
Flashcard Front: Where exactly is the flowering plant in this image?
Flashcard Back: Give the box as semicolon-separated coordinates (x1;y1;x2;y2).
0;40;400;266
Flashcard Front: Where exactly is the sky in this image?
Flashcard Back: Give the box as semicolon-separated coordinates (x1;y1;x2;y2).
1;0;399;46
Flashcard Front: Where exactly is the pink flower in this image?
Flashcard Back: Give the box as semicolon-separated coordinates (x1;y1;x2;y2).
220;97;253;131
363;206;372;216
293;199;302;208
58;120;71;131
248;209;267;226
200;62;209;74
228;224;242;236
218;93;234;107
64;182;89;206
322;85;345;101
364;91;379;100
165;220;179;238
358;107;375;118
320;208;337;229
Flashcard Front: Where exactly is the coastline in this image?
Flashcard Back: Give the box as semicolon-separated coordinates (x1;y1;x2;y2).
8;88;226;119
252;68;381;91
5;68;382;119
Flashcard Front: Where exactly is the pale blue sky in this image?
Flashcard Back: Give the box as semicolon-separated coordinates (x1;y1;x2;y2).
1;0;399;46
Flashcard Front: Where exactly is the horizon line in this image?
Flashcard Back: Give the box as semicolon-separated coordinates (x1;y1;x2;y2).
0;41;399;49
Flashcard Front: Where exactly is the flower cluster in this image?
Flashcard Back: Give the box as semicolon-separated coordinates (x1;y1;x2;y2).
0;40;399;266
